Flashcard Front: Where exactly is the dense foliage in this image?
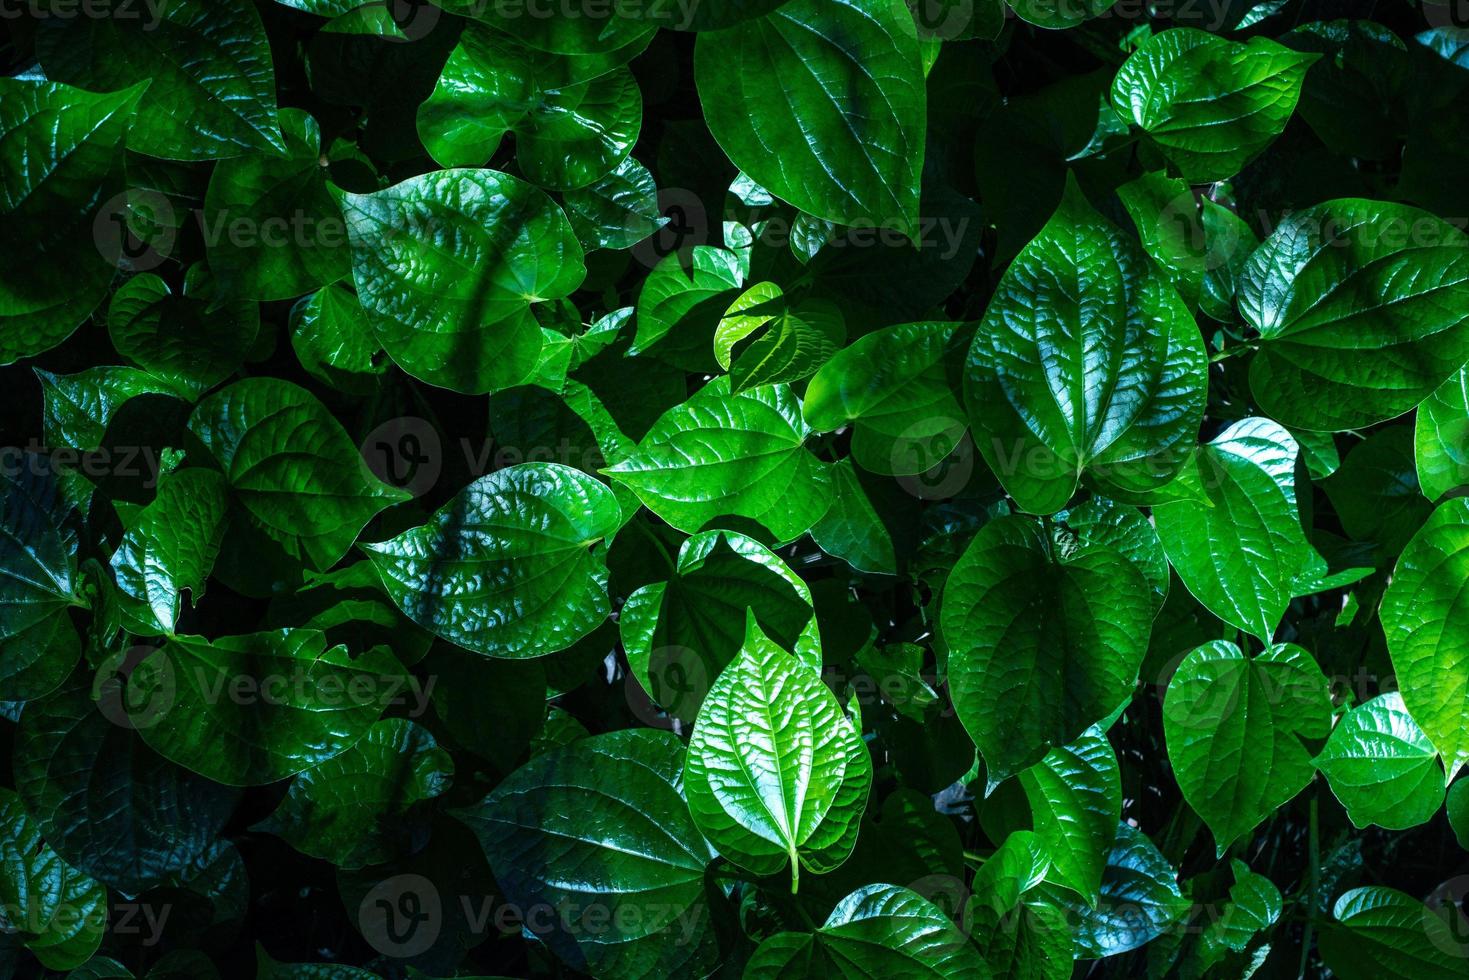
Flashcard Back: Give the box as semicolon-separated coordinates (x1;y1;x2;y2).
4;0;1469;978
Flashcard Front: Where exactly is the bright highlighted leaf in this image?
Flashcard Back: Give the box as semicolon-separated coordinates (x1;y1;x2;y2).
684;619;870;889
1238;199;1469;431
1314;692;1445;830
964;177;1207;514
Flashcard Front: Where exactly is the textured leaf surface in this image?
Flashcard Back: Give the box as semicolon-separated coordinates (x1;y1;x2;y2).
366;463;620;658
695;0;926;236
1164;640;1332;853
1315;692;1445;830
964;178;1206;513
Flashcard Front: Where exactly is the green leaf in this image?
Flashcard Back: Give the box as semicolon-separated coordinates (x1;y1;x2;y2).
620;530;821;721
631;245;745;371
457;729;715;976
13;676;237;894
604;378;834;541
805;321;968;478
1450;777;1469;850
1321;427;1432;559
341;169;586;393
1203;859;1282;956
563;156;668;251
35;367;179;451
1153;418;1317;641
130;629;407;785
810;459;898;576
255;718;453;868
190;378;408;572
0;788;107;970
107;269;261;402
417;25;642;189
1314;692;1445;830
684;619;870;888
714;283;844;393
745;884;991;979
36;0;284;161
964;176;1207;513
365;463;621;658
0;79;143;364
202;109;349;301
1018;725;1121;905
694;0;926;237
1199;198;1261;323
1057;495;1169;614
1381;498;1469;779
0;466;82;703
1008;0;1116;30
1110;28;1316;182
1051;823;1189;960
110;468;229;635
1117;172;1205;308
1238;199;1469;430
941;514;1155;783
1319;886;1469;979
1416;366;1469;502
288;283;387;396
1163;640;1332;853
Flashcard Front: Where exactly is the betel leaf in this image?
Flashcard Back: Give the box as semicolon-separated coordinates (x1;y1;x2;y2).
0;79;143;365
107;268;261;402
1110;28;1317;182
1237;199;1469;431
341;168;586;393
684;618;870;889
288;283;387;396
13;676;237;895
694;0;926;237
1117;171;1205;309
810;459;898;576
255;718;453;868
604;377;834;541
127;629;407;786
1314;692;1445;830
941;513;1155;784
964;176;1207;514
1381;498;1469;780
631;245;745;371
1199;198;1260;324
805;320;968;478
744;884;990;979
1051;822;1189;960
365;463;621;658
456;729;714;973
202;108;349;301
1415;365;1469;502
1319;886;1469;979
0;465;82;703
35;367;179;451
564;155;667;251
1321;427;1432;560
35;0;285;161
620;530;821;721
1163;640;1332;854
713;283;844;393
1018;725;1122;905
0;788;107;970
1008;0;1116;30
189;377;408;572
417;24;643;189
110;468;229;635
1153;418;1318;641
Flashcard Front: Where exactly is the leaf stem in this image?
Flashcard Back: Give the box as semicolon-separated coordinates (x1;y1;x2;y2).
630;516;676;571
1299;790;1320;979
